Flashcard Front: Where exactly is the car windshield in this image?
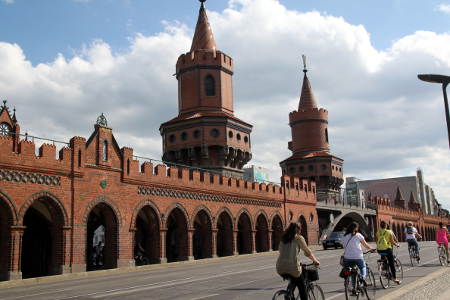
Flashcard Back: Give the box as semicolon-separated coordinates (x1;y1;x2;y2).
329;232;344;238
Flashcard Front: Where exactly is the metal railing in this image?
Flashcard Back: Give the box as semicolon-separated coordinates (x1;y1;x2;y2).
7;132;69;146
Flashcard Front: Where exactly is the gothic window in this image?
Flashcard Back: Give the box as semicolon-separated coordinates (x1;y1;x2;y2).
205;75;215;96
103;140;108;161
0;122;11;136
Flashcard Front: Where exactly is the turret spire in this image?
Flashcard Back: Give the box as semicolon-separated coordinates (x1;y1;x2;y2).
191;0;217;52
298;55;318;111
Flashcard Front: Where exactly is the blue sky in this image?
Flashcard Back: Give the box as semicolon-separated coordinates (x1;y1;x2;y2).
1;0;450;210
1;0;450;64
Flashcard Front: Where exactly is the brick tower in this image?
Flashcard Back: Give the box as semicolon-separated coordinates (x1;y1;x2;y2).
280;57;344;203
160;0;252;178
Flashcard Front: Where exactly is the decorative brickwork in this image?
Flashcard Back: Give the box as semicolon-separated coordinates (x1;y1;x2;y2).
0;170;61;186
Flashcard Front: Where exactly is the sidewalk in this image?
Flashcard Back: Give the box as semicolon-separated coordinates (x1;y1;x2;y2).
379;266;450;300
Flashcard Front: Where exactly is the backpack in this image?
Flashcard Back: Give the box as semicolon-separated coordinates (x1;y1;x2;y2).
406;226;414;235
377;230;389;250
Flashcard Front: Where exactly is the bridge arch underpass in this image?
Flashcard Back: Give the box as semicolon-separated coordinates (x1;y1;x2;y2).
319;210;375;242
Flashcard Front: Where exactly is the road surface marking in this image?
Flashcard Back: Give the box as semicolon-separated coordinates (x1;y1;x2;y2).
3;289;71;300
189;294;219;300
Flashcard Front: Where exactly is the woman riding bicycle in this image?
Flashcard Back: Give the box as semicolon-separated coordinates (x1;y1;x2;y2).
276;222;320;300
341;222;376;294
376;221;400;284
436;222;450;264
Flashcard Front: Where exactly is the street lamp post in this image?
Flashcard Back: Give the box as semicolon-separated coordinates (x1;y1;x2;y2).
417;74;450;149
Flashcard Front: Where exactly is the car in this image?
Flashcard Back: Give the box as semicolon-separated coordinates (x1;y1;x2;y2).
322;231;345;250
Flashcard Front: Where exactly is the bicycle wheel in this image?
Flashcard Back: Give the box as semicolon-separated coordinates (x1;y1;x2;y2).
307;284;325;300
438;248;448;266
409;248;414;266
394;258;403;283
272;290;291;300
364;268;376;300
344;277;352;300
378;261;389;289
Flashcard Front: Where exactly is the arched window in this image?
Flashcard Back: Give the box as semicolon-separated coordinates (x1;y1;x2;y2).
103;140;108;161
205;75;215;96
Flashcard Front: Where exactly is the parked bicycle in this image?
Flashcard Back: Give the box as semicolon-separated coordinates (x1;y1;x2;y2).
437;243;449;267
341;251;376;300
377;247;403;289
407;241;420;266
272;263;324;300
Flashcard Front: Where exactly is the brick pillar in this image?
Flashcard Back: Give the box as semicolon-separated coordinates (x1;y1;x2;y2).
160;229;167;264
187;229;195;261
62;226;72;274
251;230;257;254
233;230;238;255
9;226;24;280
212;229;218;258
268;230;273;251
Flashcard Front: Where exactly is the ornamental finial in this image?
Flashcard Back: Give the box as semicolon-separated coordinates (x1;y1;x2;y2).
302;54;307;74
96;113;108;127
199;0;206;7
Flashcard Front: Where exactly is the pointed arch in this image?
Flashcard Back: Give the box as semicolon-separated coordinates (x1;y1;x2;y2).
0;190;16;281
215;207;234;229
236;210;253;254
130;199;162;230
254;210;270;231
271;214;284;251
165;205;189;262
216;207;233;257
18;191;68;226
269;211;285;229
192;207;213;259
164;203;190;229
0;189;18;224
191;205;213;229
255;212;269;253
235;208;253;230
82;195;122;227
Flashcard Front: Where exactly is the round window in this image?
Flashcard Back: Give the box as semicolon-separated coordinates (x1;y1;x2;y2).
237;133;241;141
228;131;233;138
181;132;188;141
210;128;220;138
244;136;248;143
193;130;201;139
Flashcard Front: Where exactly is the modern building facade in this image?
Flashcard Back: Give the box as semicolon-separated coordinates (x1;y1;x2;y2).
243;165;270;183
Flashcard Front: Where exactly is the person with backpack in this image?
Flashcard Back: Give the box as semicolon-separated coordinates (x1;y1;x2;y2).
404;221;422;260
376;221;400;284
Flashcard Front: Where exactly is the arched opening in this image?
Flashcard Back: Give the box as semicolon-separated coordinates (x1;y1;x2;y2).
255;214;269;252
21;197;65;279
332;212;370;242
0;198;13;281
86;203;118;271
166;208;188;262
216;211;233;257
271;215;283;251
237;213;252;254
204;75;215;96
134;206;160;266
102;140;108;161
193;210;212;260
299;215;308;244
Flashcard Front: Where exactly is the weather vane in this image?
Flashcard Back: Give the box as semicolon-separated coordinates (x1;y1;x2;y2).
302;54;307;74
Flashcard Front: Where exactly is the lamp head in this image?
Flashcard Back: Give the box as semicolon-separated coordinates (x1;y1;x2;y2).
418;74;450;85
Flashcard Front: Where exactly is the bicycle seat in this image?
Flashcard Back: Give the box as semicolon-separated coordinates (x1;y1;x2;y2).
345;262;359;268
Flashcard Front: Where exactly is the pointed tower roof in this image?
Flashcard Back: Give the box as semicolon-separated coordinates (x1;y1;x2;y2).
191;0;217;52
298;55;318;110
394;186;405;202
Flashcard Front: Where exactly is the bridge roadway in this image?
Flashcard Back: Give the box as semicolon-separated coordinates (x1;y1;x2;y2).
0;242;444;300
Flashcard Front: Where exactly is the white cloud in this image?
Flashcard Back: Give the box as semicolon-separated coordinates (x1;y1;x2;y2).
1;0;14;4
1;0;450;209
437;3;450;15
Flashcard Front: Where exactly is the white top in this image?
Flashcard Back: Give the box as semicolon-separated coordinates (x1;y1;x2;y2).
404;226;418;240
341;233;365;260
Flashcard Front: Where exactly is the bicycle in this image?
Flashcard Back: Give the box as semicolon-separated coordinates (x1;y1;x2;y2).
437;243;449;267
407;240;420;266
272;263;324;300
342;251;376;300
377;247;403;289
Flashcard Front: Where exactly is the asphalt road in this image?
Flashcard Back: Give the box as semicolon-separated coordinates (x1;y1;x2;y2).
0;242;446;300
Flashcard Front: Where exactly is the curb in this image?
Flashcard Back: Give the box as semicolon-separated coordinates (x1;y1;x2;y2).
0;250;280;289
378;266;450;300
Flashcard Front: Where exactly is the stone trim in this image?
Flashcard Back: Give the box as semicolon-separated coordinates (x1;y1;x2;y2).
137;186;281;208
0;169;60;186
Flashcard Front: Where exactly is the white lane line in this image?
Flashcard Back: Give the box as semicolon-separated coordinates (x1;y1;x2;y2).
189;294;219;300
2;289;71;300
55;277;191;300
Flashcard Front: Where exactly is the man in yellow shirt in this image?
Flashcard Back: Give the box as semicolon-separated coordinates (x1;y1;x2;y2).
376;221;400;283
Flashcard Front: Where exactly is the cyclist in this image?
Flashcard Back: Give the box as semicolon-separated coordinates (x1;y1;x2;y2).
436;222;450;264
376;221;400;284
405;221;422;260
276;222;320;300
341;222;376;295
